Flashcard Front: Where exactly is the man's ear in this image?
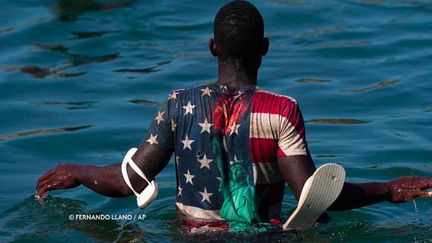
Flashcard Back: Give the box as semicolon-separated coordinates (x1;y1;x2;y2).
208;38;218;57
260;37;269;56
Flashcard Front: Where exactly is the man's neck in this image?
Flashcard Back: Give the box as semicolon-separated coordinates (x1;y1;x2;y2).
216;58;259;88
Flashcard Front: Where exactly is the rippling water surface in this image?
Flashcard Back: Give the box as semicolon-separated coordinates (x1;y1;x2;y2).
1;0;431;242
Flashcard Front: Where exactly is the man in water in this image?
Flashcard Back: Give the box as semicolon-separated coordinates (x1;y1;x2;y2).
36;1;432;230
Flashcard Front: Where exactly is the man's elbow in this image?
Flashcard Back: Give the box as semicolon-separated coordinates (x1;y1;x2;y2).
102;177;134;198
116;180;134;197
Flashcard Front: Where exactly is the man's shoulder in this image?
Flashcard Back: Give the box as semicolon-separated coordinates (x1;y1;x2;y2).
167;83;216;100
254;88;298;105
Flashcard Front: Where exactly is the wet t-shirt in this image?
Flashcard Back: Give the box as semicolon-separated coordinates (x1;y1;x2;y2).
144;83;308;223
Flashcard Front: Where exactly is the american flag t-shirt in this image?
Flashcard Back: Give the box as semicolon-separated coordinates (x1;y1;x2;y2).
144;83;308;223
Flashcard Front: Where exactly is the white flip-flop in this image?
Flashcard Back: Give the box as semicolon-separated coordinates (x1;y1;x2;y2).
283;163;345;230
121;148;159;209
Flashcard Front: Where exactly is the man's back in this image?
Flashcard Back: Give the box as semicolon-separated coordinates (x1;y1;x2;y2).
145;83;308;223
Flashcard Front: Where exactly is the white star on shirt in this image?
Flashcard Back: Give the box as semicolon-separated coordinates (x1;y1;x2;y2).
181;135;194;150
155;111;165;125
200;86;213;97
198;153;213;169
199;187;213;203
171;119;177;132
183;101;196;115
146;134;158;145
220;85;227;91
178;186;183;196
229;122;241;135
168;90;179;100
184;170;195;185
198;118;212;134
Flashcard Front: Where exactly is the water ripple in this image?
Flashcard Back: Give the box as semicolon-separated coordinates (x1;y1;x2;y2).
0;125;91;142
306;119;370;125
18;65;86;79
344;79;400;93
128;99;161;107
34;44;69;52
37;101;97;110
311;40;370;49
114;60;170;74
297;25;352;39
296;78;331;83
69;53;119;66
7;47;119;79
48;0;136;21
71;30;120;39
114;67;159;74
0;27;15;35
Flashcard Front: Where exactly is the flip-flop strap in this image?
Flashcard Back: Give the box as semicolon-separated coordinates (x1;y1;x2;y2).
121;148;152;197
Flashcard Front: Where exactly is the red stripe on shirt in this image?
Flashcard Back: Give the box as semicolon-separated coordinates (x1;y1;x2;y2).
251;90;297;114
250;137;278;164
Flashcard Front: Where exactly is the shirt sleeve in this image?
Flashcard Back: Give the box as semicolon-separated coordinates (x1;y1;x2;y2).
143;91;178;150
277;100;308;157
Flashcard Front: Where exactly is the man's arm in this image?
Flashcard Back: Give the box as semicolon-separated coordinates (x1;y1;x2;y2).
36;142;173;198
278;155;432;210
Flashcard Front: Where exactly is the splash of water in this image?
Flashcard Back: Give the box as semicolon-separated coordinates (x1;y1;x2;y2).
413;199;418;213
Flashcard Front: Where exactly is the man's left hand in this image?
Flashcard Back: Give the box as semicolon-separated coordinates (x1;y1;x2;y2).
388;176;432;203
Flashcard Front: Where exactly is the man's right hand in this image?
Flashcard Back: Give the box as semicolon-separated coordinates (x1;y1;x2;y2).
36;164;81;199
35;143;173;199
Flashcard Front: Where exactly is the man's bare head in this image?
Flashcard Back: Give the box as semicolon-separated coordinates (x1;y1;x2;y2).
209;1;269;61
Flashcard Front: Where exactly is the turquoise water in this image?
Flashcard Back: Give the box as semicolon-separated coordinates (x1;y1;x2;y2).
1;0;431;241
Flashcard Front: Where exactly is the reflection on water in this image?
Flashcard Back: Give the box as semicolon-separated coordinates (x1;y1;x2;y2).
297;25;351;39
115;67;159;74
0;125;91;141
128;99;162;107
37;101;97;110
19;65;86;79
317;155;337;158
4;43;119;79
176;52;211;58
48;0;136;21
69;53;119;66
345;79;400;93
369;164;382;168
115;60;171;74
353;0;432;9
296;78;331;83
306;119;369;125
10;50;119;78
0;27;15;35
34;44;69;52
71;30;120;39
311;40;370;49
